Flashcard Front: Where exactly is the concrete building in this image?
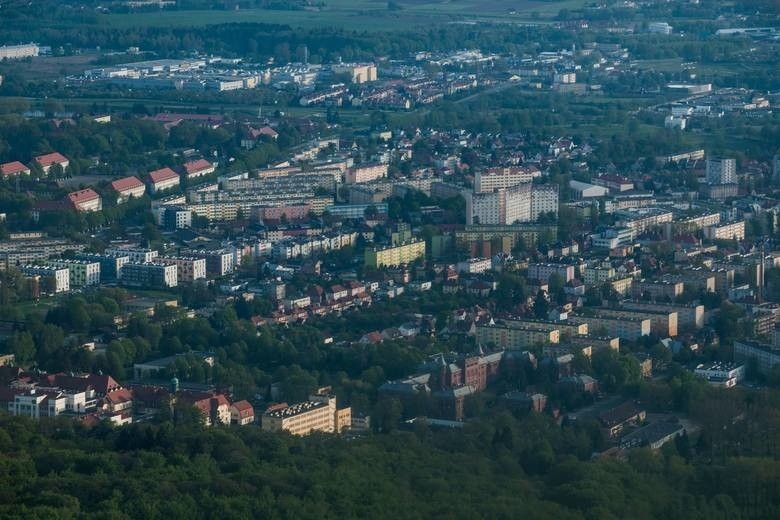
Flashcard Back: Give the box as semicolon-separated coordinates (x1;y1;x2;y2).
159;206;192;229
474;167;538;192
0;43;39;60
261;389;351;435
476;323;560;350
48;259;101;287
734;340;780;375
111;176;146;203
332;63;377;84
121;262;178;288
154;256;206;282
365;240;426;268
345;163;388;184
34;152;69;175
706;157;737;185
105;248;159;264
456;257;492;274
694;362;745;385
190;250;234;277
75;253;129;282
183;159;215;179
0;161;30;177
568;313;651;341
531;184;559;220
19;265;70;294
569;180;608;199
593;307;678;337
65;189;102;212
147;167;180;193
528;262;575;283
631;279;684;301
621;300;704;330
704;220;745;241
466;183;532;225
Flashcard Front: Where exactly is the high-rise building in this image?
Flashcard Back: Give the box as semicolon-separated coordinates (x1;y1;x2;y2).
531;184;559;221
466;183;531;225
706;157;736;185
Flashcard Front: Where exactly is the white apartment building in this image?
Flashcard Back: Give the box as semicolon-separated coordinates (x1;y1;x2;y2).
527;263;575;283
19;265;70;293
345;163;388;184
0;43;39;60
48;259;101;287
8;390;87;419
456;257;493;274
154;256;207;282
706;157;736;185
531;184;559;220
105;248;159;264
704;220;745;241
466;183;531;225
474;167;539;193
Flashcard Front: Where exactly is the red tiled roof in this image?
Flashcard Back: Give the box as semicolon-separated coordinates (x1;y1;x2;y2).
111;176;144;192
148;167;179;184
105;387;133;405
1;161;29;176
67;188;100;205
183;159;213;175
231;400;254;418
35;152;68;167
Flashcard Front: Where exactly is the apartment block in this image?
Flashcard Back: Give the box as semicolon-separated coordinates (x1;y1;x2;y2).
105;248;159;264
593;307;678;337
631;279;684;301
345;163;388;184
704;220;745;241
75;253;130;282
189;250;235;277
261;391;351;435
121;262;177;288
19;265;70;293
154;256;207;282
734;340;780;375
48;259;101;287
527;262;575;283
620;300;704;330
568;313;651;341
476;323;560;350
466;183;531;225
474;166;539;192
365;240;426;268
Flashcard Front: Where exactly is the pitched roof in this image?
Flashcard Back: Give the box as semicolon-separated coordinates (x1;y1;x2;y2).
35;152;68;167
231;400;254;418
66;188;100;205
1;161;29;176
183;159;213;175
105;387;133;405
111;175;144;192
148;167;179;184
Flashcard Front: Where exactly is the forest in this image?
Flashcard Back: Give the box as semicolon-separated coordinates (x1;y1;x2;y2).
0;407;779;519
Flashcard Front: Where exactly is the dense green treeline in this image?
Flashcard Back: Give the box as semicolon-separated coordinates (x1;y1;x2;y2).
0;411;778;519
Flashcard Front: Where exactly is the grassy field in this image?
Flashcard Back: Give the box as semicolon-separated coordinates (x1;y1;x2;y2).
104;0;586;30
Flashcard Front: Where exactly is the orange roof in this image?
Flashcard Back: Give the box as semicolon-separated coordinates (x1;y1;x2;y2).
111;175;144;193
183;159;213;175
0;161;29;176
35;152;68;167
67;188;100;205
148;167;179;184
231;400;254;417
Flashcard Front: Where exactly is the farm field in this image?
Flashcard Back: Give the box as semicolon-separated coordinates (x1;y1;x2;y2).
104;0;586;29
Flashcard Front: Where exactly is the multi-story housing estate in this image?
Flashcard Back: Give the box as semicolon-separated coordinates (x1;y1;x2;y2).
631;279;684;301
47;259;101;287
0;43;39;60
616;208;674;234
530;184;559;220
593;308;678;337
734;340;780;375
121;262;178;288
568;313;651;341
105;247;159;264
75;253;130;282
476;322;560;350
148;167;180;193
345;163;388;184
189;250;234;277
365;240;426;268
706;156;737;185
474;166;539;192
19;265;70;293
620;301;704;330
466;183;531;225
704;220;746;241
528;262;575;283
153;256;206;282
111;176;146;203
